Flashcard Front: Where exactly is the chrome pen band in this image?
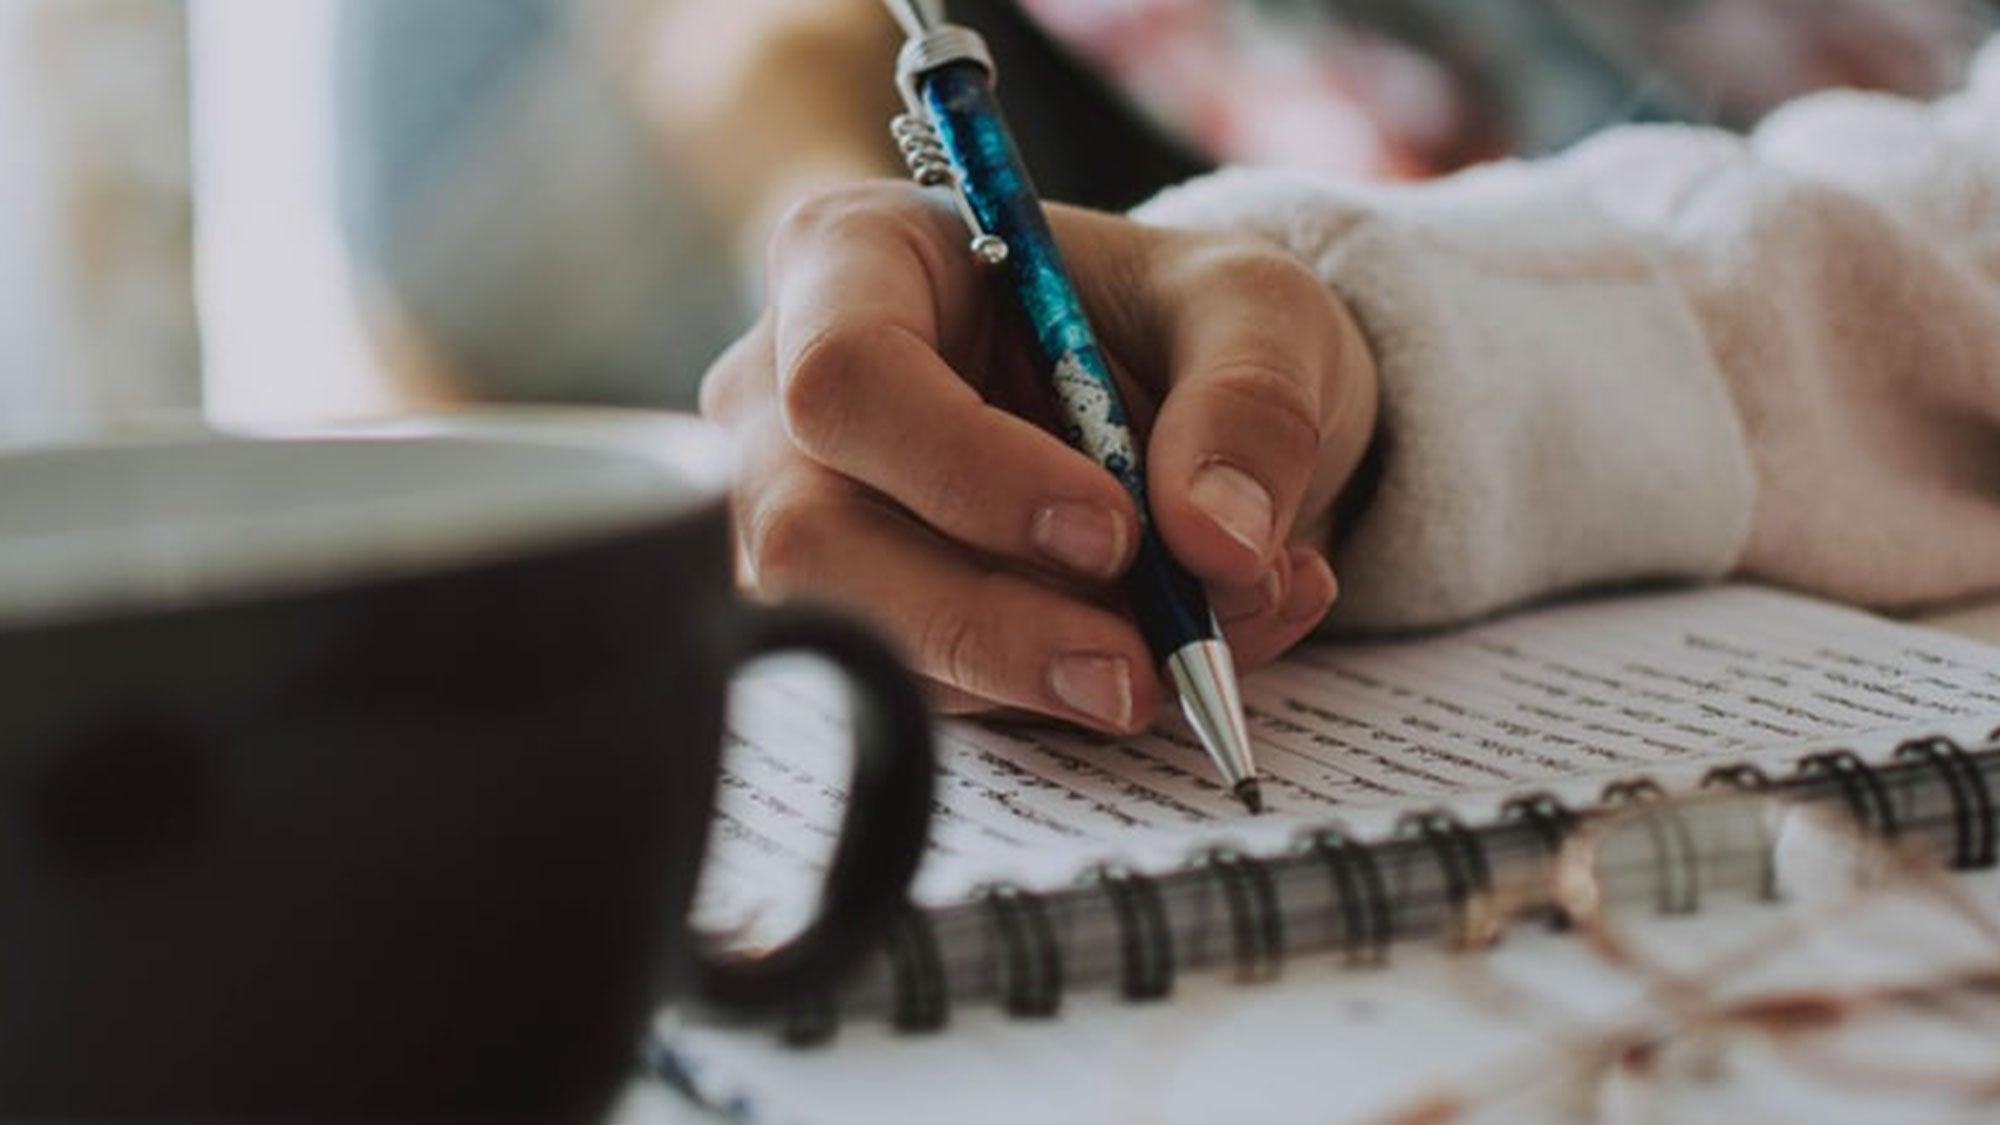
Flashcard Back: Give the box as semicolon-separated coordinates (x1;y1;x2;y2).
894;26;995;107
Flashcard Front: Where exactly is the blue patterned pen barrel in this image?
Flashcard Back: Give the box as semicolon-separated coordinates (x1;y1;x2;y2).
919;61;1211;659
907;46;1258;812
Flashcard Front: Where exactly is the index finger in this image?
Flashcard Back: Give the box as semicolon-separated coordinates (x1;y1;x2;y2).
763;184;1141;579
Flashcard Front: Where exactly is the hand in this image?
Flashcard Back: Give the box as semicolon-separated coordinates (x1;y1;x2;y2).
701;182;1379;733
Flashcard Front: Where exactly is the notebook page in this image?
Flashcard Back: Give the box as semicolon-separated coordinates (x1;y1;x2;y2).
698;585;2000;924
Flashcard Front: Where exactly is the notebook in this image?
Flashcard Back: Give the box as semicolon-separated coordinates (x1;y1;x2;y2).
656;584;2000;1123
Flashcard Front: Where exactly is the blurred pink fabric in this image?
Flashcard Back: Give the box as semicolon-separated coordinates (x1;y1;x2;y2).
1021;0;1990;179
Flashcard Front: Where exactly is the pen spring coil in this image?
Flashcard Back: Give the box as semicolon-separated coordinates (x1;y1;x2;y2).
890;113;954;188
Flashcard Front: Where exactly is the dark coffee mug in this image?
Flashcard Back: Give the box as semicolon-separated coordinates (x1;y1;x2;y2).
0;409;934;1120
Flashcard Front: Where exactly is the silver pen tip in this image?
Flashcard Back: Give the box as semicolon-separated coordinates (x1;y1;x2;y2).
1164;638;1258;811
1234;778;1265;815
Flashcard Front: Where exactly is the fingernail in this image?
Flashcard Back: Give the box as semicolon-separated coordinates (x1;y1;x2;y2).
1284;553;1338;625
1213;566;1285;623
1189;461;1273;556
1049;653;1133;730
1033;503;1127;579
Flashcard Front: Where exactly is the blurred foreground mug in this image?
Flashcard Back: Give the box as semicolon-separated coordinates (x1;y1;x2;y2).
0;409;934;1119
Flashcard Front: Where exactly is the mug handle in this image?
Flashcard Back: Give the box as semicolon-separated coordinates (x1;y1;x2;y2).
692;602;936;1010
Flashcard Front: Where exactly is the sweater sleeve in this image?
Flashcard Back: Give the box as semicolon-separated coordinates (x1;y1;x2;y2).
1133;39;2000;634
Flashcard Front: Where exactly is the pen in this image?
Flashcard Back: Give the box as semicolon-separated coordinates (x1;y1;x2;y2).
882;0;1261;813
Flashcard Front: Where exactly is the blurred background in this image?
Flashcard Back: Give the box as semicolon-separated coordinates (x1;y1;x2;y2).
1;0;1992;448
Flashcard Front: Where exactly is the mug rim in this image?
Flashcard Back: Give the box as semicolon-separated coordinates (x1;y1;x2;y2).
0;406;734;631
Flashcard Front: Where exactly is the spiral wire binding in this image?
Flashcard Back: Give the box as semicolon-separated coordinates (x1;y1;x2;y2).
1082;864;1174;1000
1192;847;1286;981
1599;777;1667;806
1698;764;1781;898
760;739;1998;1041
1701;762;1774;791
1500;791;1580;855
1896;736;1995;868
1295;827;1392;966
1500;792;1581;929
978;884;1063;1017
886;906;949;1032
1397;810;1493;948
1896;738;1979;868
1597;774;1704;915
1986;727;2000;863
1798;749;1900;840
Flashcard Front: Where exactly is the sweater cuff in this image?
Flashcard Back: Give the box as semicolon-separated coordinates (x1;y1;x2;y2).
1135;166;1756;632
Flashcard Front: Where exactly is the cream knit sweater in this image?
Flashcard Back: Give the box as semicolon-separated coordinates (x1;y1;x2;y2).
1137;40;2000;633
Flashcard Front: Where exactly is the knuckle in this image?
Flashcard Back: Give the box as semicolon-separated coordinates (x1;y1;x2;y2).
742;477;845;590
1182;241;1345;345
768;181;934;267
778;322;883;457
1181;238;1321;302
1199;359;1324;458
769;183;885;250
916;592;993;691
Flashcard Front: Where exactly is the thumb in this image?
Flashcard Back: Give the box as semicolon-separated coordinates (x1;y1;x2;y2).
1144;248;1358;588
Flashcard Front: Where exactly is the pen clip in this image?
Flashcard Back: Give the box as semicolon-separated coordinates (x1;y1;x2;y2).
889;24;1009;266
